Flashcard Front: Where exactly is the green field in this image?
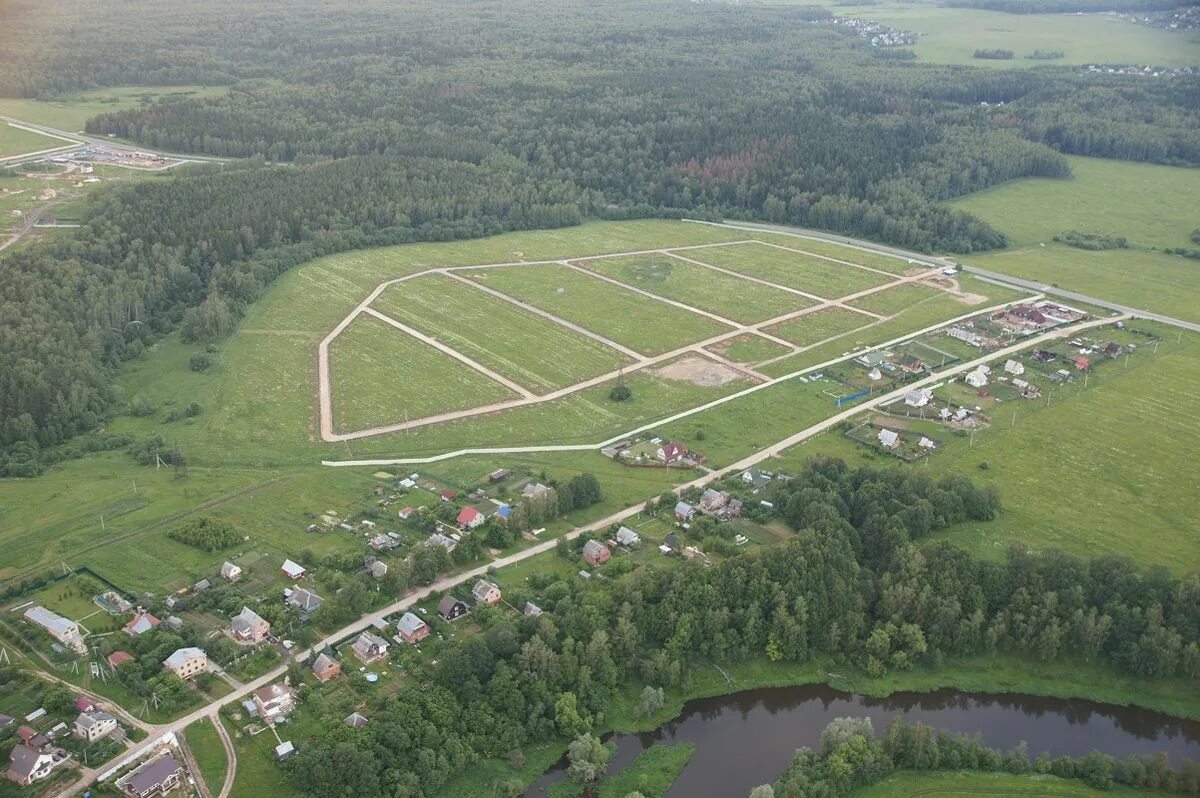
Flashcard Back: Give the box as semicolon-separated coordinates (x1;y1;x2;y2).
787;325;1200;574
575;252;811;323
0;85;231;133
372;273;628;393
184;716;229;796
706;333;794;364
329;313;517;431
548;742;695;798
462;261;731;355
852;772;1177;798
0;122;72;157
836;4;1200;67
951;156;1200;324
745;232;919;274
769;307;877;347
686;242;893;298
850;283;946;316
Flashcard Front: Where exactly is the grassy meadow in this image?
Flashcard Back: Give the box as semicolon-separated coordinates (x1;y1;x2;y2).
575;252;812;323
372;273;629;393
706;333;794;364
0;122;72;157
952;155;1200;323
769;307;876;347
833;5;1200;68
852;772;1179;798
688;241;893;298
329;313;517;432
184;716;230;796
850;283;946;316
0;85;231;133
461;261;732;354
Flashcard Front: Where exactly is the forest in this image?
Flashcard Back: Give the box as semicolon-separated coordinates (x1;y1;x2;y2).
1;0;1198;462
272;459;1199;797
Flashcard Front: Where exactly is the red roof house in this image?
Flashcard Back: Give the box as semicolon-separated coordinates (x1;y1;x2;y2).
107;651;133;668
456;506;484;529
1075;356;1090;370
440;490;457;502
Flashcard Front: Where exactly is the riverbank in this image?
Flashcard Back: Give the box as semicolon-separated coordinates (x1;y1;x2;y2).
444;655;1200;797
853;772;1180;798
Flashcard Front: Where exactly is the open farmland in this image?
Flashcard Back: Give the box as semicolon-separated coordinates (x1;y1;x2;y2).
745;230;919;274
769;307;875;348
371;273;629;393
850;282;947;316
706;334;794;364
329;313;517;433
574;251;812;323
460;261;732;355
687;241;893;297
0;122;72;157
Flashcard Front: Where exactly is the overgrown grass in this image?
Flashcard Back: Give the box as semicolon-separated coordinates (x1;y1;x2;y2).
852;771;1178;798
769;307;876;347
851;283;946;316
0;122;71;156
547;742;696;798
706;333;794;364
184;715;229;796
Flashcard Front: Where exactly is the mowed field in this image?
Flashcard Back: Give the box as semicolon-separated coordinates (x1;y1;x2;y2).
461;262;732;355
707;333;794;364
329;313;516;432
687;242;893;297
952;156;1200;324
574;252;812;323
0;85;232;133
833;4;1200;67
371;273;628;393
0;122;71;157
850;283;946;316
768;306;876;347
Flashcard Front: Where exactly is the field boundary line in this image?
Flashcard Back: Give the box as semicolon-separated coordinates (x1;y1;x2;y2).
658;249;830;303
557;260;744;329
322;293;1047;465
361;307;535;397
756;238;904;278
441;270;644;359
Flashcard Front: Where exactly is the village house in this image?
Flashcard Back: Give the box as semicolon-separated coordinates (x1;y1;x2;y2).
6;746;59;787
524;602;543;617
656;441;687;464
425;532;458;553
698;489;727;513
439;490;457;502
582;539;610;566
964;367;989;389
108;651;134;669
674;501;695;521
124;611;160;637
221;562;242;582
311;652;341;682
368;533;397;551
23;606;87;655
867;367;883;381
396;612;430;643
398;506;415;520
741;469;771;491
352;631;390;664
857;350;886;368
919;437;937;451
456;506;485;530
472;579;502;606
230;606;270;644
163;647;207;680
74;711;118;742
725;498;744;518
438;596;471;622
120;754;183;798
877;429;900;449
522;482;551;499
253;683;295;722
280;559;306;580
365;558;388;580
904;388;933;408
898;354;925;374
286;587;324;615
616;526;641;547
192;579;211;593
1003;359;1025;376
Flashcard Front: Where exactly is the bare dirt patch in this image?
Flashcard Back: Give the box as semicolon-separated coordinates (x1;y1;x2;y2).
926;276;987;305
653;355;744;387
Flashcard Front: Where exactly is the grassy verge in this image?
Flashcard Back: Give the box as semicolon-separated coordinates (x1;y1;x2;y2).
184;716;229;796
852;771;1178;798
548;742;696;798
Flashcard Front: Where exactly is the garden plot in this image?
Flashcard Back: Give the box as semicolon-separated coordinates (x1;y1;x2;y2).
460;262;731;355
684;241;894;298
372;273;630;393
574;252;810;324
849;282;949;316
329;314;517;433
705;334;794;364
768;307;876;348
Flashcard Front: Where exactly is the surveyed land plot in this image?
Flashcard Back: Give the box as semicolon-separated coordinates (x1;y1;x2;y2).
747;232;919;275
849;283;945;316
329;314;516;433
706;334;794;364
686;242;893;298
768;307;876;348
461;262;731;356
574;253;811;324
372;274;630;393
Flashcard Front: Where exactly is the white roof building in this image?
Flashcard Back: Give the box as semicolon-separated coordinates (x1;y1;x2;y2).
877;429;900;448
281;559;306;579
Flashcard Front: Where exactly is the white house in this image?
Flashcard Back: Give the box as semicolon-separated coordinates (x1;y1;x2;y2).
616;526;641;547
74;711;118;742
23;606;87;654
1003;359;1025;376
904;388;933;408
221;562;242;582
163;647;207;680
252;683;295;722
919;437;937;451
281;559;306;580
877;429;900;449
964;368;989;389
867;367;883;381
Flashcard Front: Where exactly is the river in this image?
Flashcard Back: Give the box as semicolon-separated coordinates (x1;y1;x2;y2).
526;684;1200;797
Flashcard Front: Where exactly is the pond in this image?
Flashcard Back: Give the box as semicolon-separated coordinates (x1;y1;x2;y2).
527;684;1200;797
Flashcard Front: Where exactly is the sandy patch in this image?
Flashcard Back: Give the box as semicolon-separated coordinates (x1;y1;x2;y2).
654;355;744;387
926;276;987;305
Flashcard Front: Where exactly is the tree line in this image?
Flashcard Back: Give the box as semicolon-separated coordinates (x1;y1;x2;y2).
273;458;1198;797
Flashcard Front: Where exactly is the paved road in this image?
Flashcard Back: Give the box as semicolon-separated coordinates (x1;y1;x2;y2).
0;115;231;165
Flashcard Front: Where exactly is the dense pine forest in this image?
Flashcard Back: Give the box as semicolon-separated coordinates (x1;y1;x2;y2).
1;0;1198;464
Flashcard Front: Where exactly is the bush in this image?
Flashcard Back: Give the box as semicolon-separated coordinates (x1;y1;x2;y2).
189;353;212;372
609;384;632;402
1053;231;1128;250
168;517;242;551
973;48;1014;59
